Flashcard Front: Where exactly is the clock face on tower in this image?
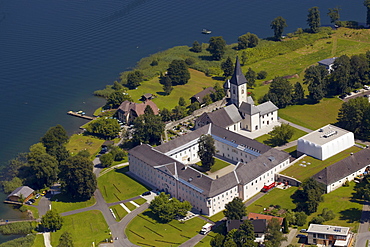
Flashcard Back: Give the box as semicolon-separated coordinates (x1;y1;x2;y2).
241;89;244;94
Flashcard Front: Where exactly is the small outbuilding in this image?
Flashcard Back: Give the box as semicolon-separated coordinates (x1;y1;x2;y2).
7;186;34;202
318;57;337;73
190;87;215;104
297;125;355;160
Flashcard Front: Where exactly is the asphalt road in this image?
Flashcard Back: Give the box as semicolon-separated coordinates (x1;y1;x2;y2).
356;201;370;247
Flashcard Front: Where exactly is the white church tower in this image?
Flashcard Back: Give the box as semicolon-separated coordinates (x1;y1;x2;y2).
229;57;247;107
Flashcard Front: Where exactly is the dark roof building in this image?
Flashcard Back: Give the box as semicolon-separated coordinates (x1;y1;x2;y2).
190;87;215;104
7;186;34;202
117;100;159;124
313;148;370;193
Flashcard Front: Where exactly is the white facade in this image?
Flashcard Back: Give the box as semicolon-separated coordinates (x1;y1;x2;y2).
297;125;355;160
325;166;367;193
129;124;291;216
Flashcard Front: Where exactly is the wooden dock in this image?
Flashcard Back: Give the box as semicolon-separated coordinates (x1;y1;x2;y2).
67;111;96;120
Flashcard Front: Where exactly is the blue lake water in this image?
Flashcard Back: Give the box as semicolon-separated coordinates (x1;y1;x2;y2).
0;0;364;243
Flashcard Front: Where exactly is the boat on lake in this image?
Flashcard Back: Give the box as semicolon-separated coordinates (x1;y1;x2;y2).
202;29;211;34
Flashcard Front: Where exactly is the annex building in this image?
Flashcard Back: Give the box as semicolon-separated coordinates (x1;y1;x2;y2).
307;224;352;247
297;124;355;160
313;148;370;193
129;124;290;216
195;57;279;133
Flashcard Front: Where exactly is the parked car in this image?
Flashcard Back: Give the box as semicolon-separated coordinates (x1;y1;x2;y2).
354;90;360;93
29;199;35;203
296;234;307;238
142;191;151;196
25;201;32;205
300;229;307;233
35;194;40;199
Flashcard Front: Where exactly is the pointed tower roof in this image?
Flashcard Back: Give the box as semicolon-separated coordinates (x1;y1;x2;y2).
230;56;247;86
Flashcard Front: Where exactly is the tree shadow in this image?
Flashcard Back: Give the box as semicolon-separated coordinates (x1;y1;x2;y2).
156;91;166;96
290;189;305;208
339;208;362;223
295;98;319;106
142;210;167;224
51;192;86;203
198;55;214;61
211;76;225;81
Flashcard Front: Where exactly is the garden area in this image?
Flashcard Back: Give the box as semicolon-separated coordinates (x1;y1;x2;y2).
50;210;111;247
97;166;151;203
66;134;106;158
194;158;231;174
126;210;206;247
281;146;362;181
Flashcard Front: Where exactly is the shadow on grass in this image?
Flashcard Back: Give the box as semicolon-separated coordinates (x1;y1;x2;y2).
211;76;225;81
51;193;86;203
339;208;362;223
142;210;167;224
156;91;166;96
114;167;152;190
198;55;214;61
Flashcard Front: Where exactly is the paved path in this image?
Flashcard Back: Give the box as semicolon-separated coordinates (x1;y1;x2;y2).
43;232;52;247
279;118;313;133
281;228;297;247
356;201;370;247
99;162;128;177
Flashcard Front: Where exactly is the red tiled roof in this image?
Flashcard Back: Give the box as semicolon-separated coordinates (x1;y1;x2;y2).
248;213;284;225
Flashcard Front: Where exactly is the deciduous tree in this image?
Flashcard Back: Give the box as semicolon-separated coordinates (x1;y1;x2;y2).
191;40;202;53
126;70;144;89
224;197;246;220
268;123;295;146
133;109;164;145
271;16;287;40
86;118;121;139
266;218;287;247
304;65;328;101
307;7;321;33
245;67;256;88
99;153;114;168
57;232;74;247
221;57;234;77
167;60;190;85
59;156;97;200
265;77;293;108
292;82;305;103
210;233;225;247
197;134;216;171
237;33;259;49
105;91;132;109
327;7;340;24
208;36;226;60
41;209;63;231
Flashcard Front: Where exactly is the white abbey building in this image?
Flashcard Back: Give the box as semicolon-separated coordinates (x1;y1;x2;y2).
195;57;279;132
129;124;290;216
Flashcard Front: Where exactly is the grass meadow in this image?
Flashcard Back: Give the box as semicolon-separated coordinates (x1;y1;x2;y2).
50;211;110;247
97;166;150;203
51;193;96;214
126;210;206;247
255;126;308;147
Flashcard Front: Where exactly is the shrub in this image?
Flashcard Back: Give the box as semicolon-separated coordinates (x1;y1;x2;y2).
185;57;196;66
257;71;267;80
0;222;35;235
310;216;325;224
0;234;36;247
150;60;158;66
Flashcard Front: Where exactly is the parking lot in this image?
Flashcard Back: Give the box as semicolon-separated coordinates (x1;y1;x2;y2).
342;87;370;102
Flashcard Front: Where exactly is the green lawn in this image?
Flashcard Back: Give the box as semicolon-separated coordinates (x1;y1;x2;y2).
124;202;137;211
51;210;111;247
66;134;105;158
110;204;128;221
281;146;362;181
50;193;96;214
247;187;299;214
304;182;363;231
97;166;151;203
24;205;39;219
126;210;206;246
279;98;343;131
208;211;225;222
133;197;147;205
31;234;44;247
127;69;218;110
255;126;308;147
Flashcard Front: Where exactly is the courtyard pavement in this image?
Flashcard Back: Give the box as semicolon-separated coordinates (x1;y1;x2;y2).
237;121;281;139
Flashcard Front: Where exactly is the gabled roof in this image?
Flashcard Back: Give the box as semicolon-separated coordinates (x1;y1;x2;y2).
191;87;215;104
318;57;337;66
8;186;34;199
236;148;290;185
313;148;370;186
197;104;242;128
239;102;260;115
117;100;159;116
230;57;247;86
247;96;254;105
257;101;279;115
248;213;284;225
226;218;267;233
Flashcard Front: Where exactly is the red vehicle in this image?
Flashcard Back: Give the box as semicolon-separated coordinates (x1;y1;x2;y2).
261;182;276;192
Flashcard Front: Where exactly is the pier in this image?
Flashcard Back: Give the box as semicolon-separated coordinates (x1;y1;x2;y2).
67;111;96;120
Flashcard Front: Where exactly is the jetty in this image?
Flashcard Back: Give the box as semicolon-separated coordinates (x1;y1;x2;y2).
67;111;96;120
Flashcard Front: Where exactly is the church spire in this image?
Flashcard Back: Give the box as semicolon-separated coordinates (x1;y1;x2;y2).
229;56;247;86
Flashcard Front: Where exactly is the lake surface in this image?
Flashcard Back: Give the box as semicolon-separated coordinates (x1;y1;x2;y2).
0;0;364;243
